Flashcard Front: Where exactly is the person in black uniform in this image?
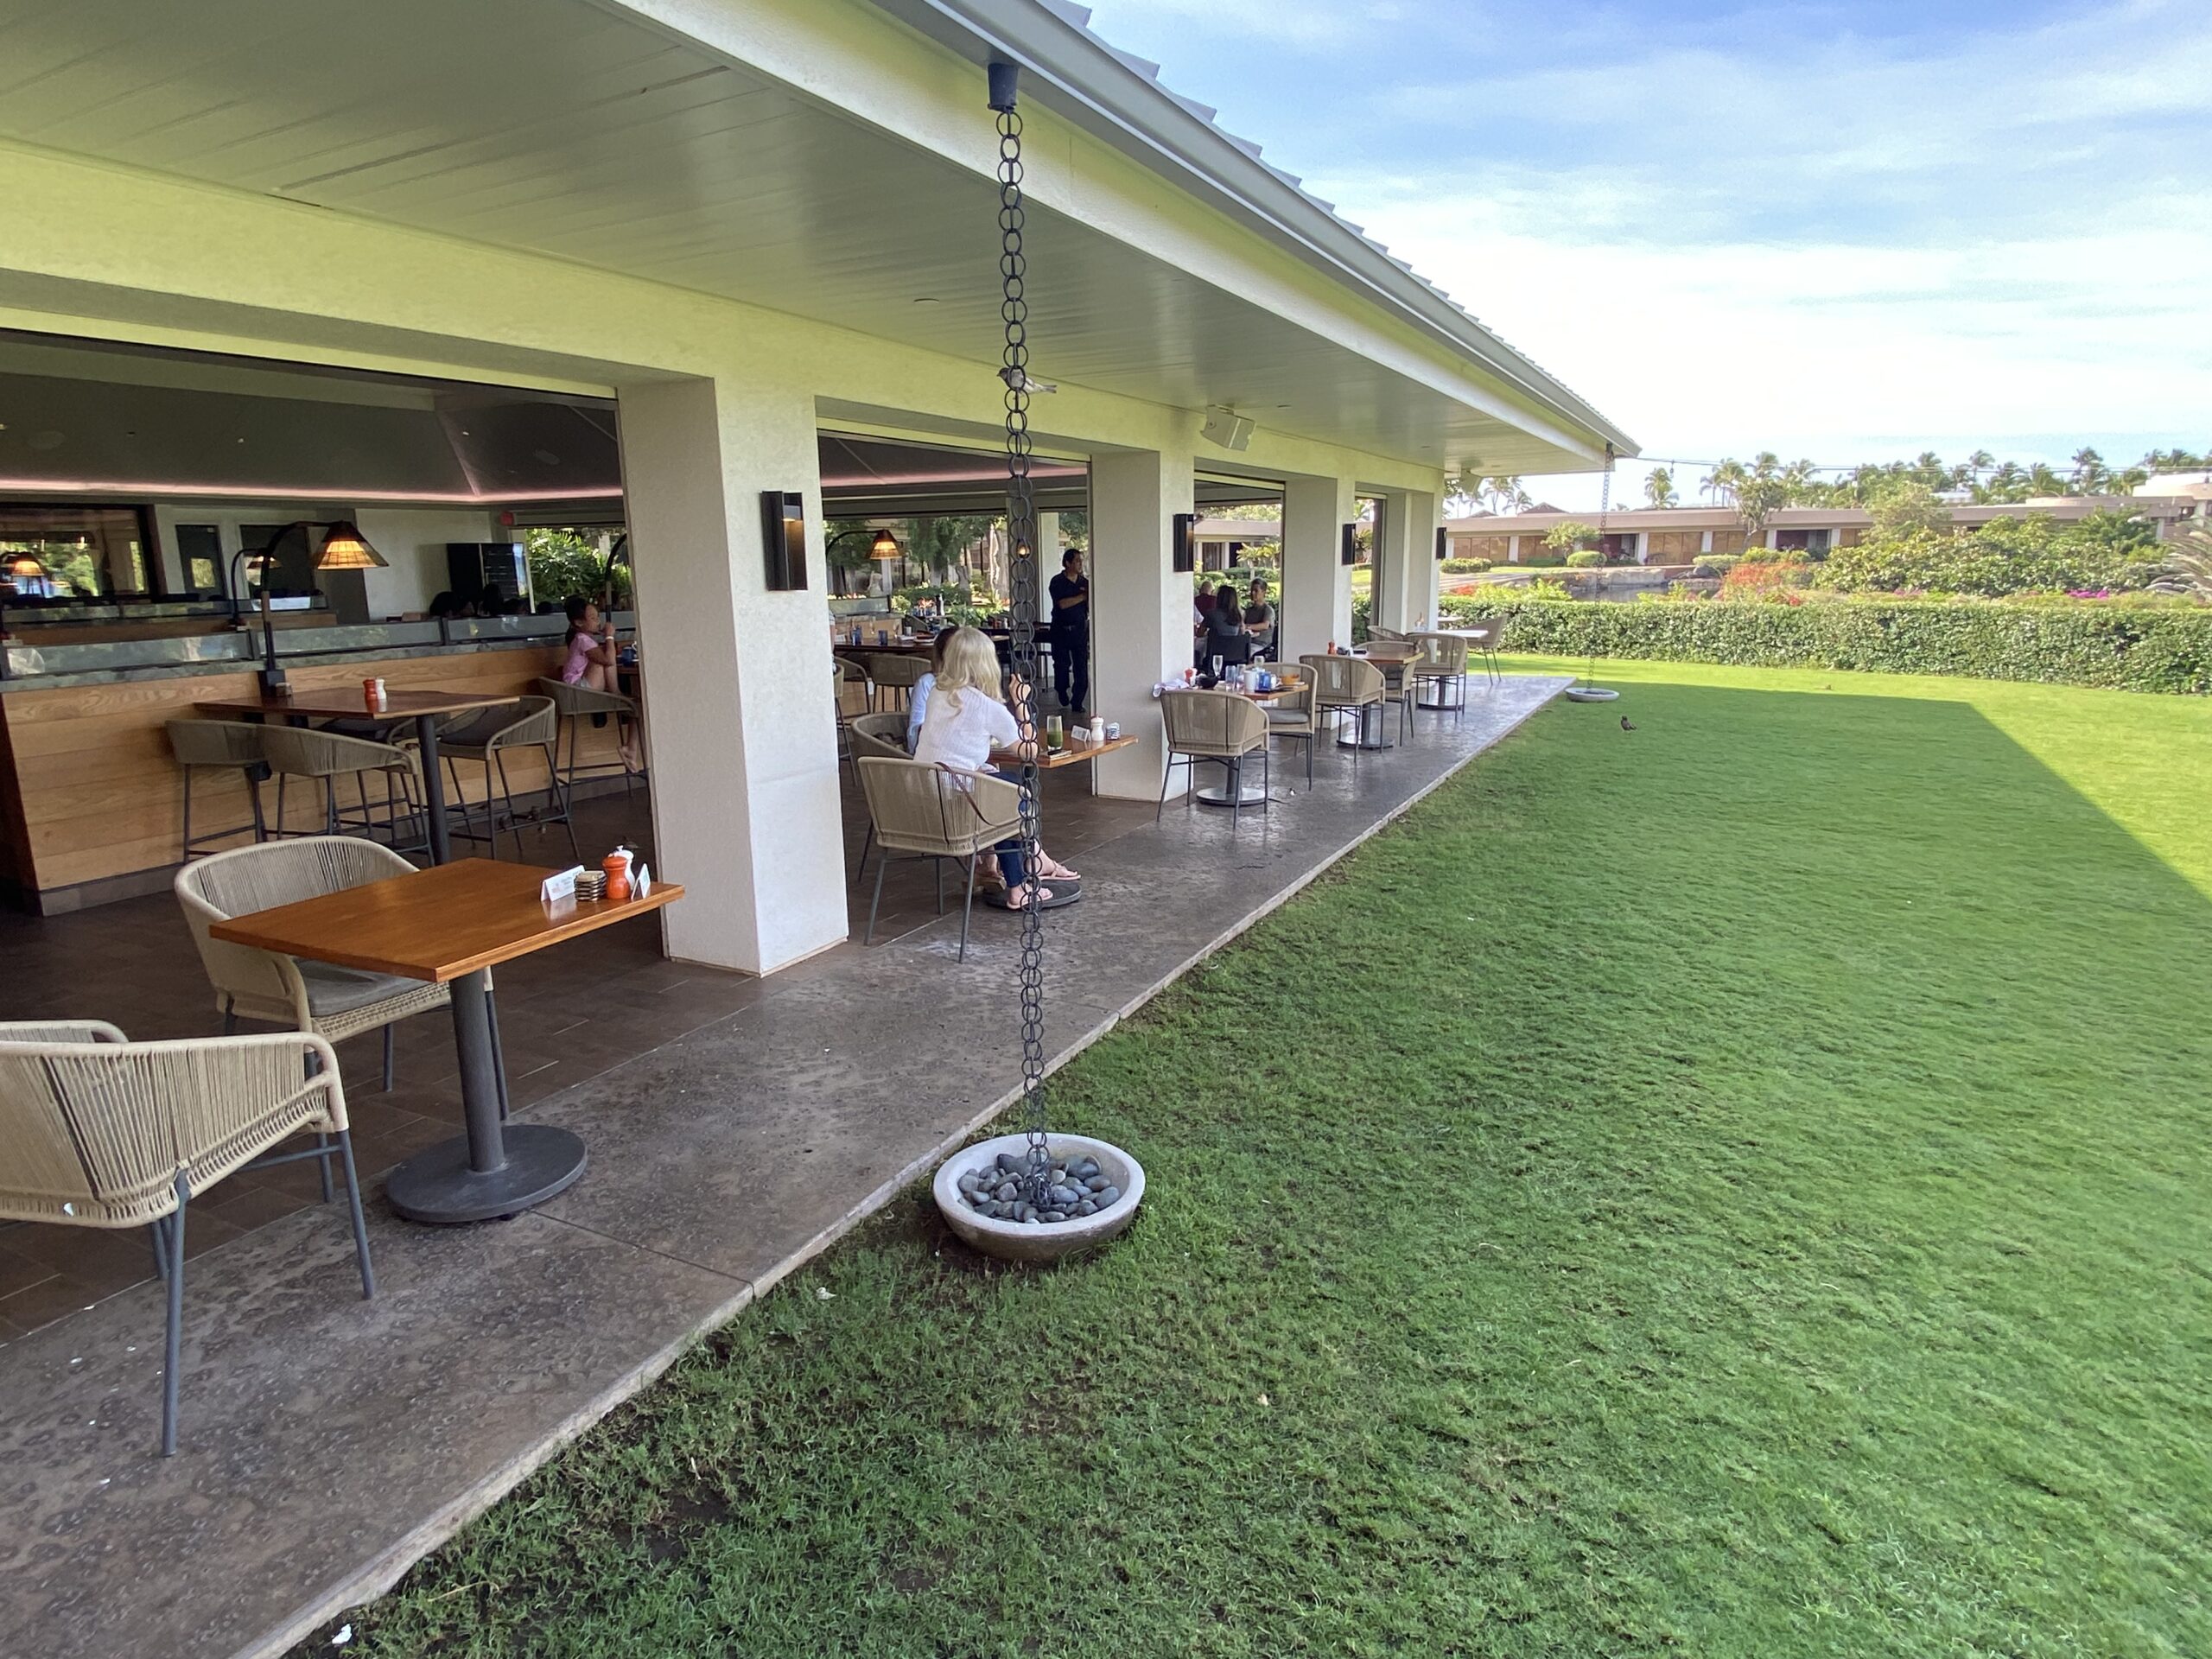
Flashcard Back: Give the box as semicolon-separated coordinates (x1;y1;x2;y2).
1047;546;1090;715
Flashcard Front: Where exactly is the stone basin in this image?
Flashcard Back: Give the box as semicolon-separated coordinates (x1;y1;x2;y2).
932;1132;1147;1264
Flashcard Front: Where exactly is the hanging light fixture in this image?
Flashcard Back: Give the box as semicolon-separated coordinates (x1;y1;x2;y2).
4;551;46;582
313;520;385;570
868;526;902;561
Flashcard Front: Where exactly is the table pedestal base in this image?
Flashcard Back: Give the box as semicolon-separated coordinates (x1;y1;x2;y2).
1337;704;1395;750
386;1125;588;1224
1195;784;1268;808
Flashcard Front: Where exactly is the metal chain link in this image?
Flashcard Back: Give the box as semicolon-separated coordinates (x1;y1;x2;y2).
995;96;1052;1208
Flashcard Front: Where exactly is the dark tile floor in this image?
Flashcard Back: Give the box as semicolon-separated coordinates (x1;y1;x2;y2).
0;767;1149;1341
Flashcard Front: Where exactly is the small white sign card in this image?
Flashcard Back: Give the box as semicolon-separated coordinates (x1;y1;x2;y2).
540;865;584;903
632;863;652;899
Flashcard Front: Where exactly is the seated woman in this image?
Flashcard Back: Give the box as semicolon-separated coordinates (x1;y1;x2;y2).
1201;583;1251;670
906;625;961;753
911;626;1080;906
562;595;639;772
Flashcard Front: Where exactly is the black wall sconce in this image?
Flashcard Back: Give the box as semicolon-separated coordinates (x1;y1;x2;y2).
1171;512;1197;573
1434;525;1449;562
1340;522;1360;566
760;491;808;592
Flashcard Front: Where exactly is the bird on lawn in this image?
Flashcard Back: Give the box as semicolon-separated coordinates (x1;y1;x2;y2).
1620;715;1637;731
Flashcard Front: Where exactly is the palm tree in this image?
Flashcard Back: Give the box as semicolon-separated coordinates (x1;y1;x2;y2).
2026;462;2065;496
1643;466;1678;509
2070;447;2107;493
1705;458;1746;505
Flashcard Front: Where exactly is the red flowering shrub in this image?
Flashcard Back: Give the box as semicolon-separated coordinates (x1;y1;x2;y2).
1720;559;1812;599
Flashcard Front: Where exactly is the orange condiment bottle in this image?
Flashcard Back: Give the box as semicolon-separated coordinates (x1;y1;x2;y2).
601;854;631;902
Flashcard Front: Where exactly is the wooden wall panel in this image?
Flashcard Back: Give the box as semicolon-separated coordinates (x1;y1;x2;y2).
1;647;632;899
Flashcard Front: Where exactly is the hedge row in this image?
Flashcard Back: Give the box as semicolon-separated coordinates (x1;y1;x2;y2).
1433;595;2212;695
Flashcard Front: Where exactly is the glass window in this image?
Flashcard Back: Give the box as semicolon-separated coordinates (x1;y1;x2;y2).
176;524;225;595
0;505;157;599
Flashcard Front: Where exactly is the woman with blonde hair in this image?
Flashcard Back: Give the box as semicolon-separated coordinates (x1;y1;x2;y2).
912;626;1080;906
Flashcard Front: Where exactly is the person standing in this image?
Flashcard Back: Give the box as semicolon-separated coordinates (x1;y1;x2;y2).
1047;546;1090;716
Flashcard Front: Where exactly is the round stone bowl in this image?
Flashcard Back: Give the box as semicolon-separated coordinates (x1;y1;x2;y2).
933;1133;1147;1265
1564;685;1621;702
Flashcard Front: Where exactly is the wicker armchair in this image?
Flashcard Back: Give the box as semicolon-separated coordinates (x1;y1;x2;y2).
258;723;424;853
165;719;270;860
1408;632;1472;714
0;1026;373;1455
1298;654;1387;758
1260;683;1320;785
847;712;918;880
855;756;1021;960
1159;690;1270;825
435;696;580;864
534;676;641;803
866;652;929;712
1457;617;1505;686
174;837;455;1096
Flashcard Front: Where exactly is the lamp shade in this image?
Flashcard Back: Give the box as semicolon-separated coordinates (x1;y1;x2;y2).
868;527;901;560
314;521;385;570
5;552;47;580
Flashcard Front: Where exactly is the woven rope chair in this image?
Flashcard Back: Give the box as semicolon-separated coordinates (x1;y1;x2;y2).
174;837;457;1102
0;1025;373;1455
1298;654;1387;759
1158;690;1269;826
1260;682;1319;785
435;696;580;865
865;652;929;712
533;676;641;804
847;713;919;880
855;756;1021;961
165;720;270;860
1457;616;1505;686
257;724;425;854
1408;632;1472;715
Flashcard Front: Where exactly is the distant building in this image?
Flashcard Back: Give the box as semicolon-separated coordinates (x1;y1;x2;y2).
1446;494;2201;566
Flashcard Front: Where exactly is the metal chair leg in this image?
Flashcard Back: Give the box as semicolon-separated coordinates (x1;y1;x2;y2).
1230;756;1242;829
1155;752;1178;822
247;765;268;842
958;850;977;961
302;1046;334;1202
854;822;875;884
934;855;945;916
149;1218;168;1282
865;852;889;944
494;748;523;860
544;742;582;865
382;1023;396;1092
159;1170;188;1457
179;765;194;861
336;1130;375;1300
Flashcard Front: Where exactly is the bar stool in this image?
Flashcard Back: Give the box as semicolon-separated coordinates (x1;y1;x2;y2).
535;677;640;806
866;652;928;712
436;696;581;864
165;719;270;859
257;725;427;854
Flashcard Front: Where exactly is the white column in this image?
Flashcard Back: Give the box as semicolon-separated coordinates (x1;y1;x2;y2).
1375;488;1439;630
1281;473;1356;661
1089;447;1192;800
618;376;845;975
1700;529;1713;554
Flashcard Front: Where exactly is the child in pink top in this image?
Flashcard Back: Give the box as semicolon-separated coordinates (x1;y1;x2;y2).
562;597;639;771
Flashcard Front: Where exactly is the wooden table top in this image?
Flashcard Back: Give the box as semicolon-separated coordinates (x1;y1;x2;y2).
991;733;1140;770
207;857;684;982
195;688;518;721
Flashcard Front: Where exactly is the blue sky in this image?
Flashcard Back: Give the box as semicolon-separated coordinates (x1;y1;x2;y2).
1084;0;2212;504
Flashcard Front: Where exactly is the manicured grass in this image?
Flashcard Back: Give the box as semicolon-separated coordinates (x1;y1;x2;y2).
327;663;2212;1657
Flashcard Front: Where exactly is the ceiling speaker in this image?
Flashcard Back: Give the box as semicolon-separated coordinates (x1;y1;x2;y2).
1201;407;1255;451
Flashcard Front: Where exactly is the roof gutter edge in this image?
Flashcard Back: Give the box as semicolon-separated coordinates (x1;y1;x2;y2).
868;0;1637;464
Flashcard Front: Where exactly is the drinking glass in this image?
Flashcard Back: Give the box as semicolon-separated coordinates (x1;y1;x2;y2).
1210;654;1224;680
1045;715;1064;751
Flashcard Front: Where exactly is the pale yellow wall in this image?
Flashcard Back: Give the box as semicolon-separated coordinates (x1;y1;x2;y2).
0;138;1444;505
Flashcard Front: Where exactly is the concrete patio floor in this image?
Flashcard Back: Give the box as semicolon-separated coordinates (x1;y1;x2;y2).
0;675;1567;1659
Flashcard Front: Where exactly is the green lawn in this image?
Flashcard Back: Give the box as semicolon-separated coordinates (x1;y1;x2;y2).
328;661;2212;1657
